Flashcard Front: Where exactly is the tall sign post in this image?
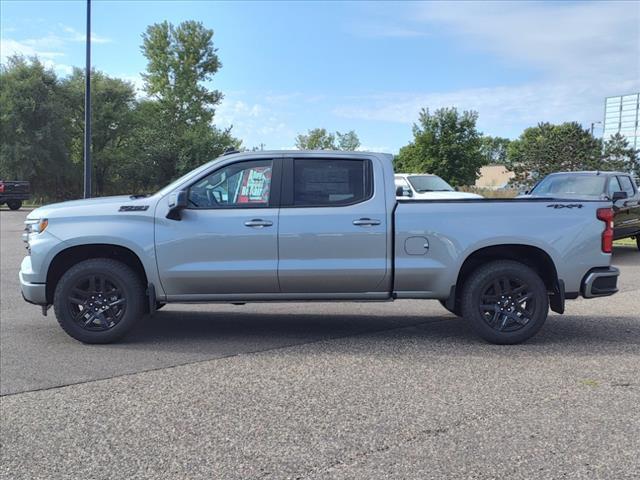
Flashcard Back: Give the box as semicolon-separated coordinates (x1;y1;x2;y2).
83;0;92;198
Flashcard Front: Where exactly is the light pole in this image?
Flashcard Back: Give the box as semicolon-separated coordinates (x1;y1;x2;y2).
83;0;92;198
590;121;602;137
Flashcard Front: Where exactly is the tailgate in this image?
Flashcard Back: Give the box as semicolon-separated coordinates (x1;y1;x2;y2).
1;181;30;194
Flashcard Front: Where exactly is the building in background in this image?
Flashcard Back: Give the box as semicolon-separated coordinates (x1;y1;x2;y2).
475;164;515;190
603;93;639;149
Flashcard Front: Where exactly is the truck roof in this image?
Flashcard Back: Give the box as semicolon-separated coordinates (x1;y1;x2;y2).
546;171;630;177
222;149;392;160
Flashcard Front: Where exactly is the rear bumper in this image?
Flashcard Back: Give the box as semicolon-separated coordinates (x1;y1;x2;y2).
581;267;620;298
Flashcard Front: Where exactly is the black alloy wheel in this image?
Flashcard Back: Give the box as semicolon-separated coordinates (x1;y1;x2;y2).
461;260;549;344
478;276;536;333
67;274;127;331
53;258;145;343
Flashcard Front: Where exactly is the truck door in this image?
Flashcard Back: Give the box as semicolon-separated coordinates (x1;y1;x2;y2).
610;175;640;239
155;158;281;297
277;156;389;294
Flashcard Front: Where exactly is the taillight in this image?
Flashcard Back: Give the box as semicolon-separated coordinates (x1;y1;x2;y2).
597;207;614;253
0;182;4;193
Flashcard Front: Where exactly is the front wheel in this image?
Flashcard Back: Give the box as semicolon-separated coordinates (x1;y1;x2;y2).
636;236;640;251
53;258;145;343
7;200;22;210
461;260;549;344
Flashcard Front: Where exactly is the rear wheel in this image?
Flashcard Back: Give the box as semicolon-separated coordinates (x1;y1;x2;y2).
7;200;22;210
636;236;639;251
461;260;549;344
53;258;145;343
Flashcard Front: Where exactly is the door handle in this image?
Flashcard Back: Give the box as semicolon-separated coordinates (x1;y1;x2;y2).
244;219;273;228
352;218;381;226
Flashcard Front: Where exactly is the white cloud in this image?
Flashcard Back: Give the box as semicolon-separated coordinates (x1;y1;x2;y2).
0;38;64;59
0;38;72;76
335;0;639;139
216;98;296;149
414;1;639;82
59;24;111;44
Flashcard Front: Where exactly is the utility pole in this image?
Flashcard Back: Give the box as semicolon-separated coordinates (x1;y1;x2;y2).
83;0;92;198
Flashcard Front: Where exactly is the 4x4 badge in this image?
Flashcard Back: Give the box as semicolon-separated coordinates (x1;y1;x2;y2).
547;204;584;209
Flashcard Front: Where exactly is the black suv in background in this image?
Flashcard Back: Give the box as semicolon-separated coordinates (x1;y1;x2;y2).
522;171;640;250
0;180;30;210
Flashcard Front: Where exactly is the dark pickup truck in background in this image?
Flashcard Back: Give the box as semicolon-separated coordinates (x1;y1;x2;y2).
522;171;640;250
0;180;30;210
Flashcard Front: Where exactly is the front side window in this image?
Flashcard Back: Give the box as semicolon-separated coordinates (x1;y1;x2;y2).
607;176;623;197
617;176;636;197
188;160;273;208
293;159;370;207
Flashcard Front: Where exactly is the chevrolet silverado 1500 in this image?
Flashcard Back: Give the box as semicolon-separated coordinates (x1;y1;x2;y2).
20;151;619;344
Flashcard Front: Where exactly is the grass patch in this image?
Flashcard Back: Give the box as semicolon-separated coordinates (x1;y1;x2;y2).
580;379;600;387
614;238;636;247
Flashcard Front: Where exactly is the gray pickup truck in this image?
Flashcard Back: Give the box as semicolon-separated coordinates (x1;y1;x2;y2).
20;151;619;345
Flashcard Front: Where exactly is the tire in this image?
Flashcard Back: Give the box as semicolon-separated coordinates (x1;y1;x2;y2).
439;299;461;317
461;260;549;345
53;258;145;343
7;200;22;210
636;236;640;251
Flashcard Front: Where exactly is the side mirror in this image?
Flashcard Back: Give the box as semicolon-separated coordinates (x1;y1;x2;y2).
395;186;413;197
612;191;628;202
166;190;188;220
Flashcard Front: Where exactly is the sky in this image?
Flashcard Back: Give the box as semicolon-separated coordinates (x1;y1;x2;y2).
1;0;639;153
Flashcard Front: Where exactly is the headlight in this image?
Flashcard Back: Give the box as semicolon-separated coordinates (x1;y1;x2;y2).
23;218;48;237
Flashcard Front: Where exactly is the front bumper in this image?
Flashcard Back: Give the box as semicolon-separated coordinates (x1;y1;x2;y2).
581;267;620;298
19;256;47;305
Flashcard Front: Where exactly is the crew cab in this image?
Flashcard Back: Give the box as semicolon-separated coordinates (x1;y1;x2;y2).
394;173;482;200
522;171;640;250
0;180;30;210
20;151;619;345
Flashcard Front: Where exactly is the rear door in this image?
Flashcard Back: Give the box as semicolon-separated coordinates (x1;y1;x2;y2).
277;156;389;294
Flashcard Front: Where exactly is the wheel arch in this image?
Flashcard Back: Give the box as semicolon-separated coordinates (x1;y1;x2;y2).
452;244;562;313
46;244;149;304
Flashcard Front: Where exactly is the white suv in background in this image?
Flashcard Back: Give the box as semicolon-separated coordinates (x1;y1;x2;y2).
394;174;483;200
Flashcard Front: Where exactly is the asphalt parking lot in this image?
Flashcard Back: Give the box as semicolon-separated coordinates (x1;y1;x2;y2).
1;208;639;479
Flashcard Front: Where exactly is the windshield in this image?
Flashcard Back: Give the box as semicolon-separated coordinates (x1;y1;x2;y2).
407;175;454;192
156;158;222;197
530;175;606;197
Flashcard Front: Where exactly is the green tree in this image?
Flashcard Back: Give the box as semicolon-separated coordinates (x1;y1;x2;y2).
600;132;639;173
394;107;483;186
295;128;361;150
0;56;75;200
506;122;601;186
480;136;511;166
141;20;238;179
336;130;361;151
61;68;137;196
295;128;336;150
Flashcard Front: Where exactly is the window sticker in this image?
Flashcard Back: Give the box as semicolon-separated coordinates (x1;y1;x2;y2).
237;167;271;203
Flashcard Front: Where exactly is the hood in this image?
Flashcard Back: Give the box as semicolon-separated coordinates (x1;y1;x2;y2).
27;195;153;219
404;191;483;200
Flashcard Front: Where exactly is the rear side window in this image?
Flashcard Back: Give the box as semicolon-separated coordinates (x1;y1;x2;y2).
292;159;372;207
617;176;636;197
